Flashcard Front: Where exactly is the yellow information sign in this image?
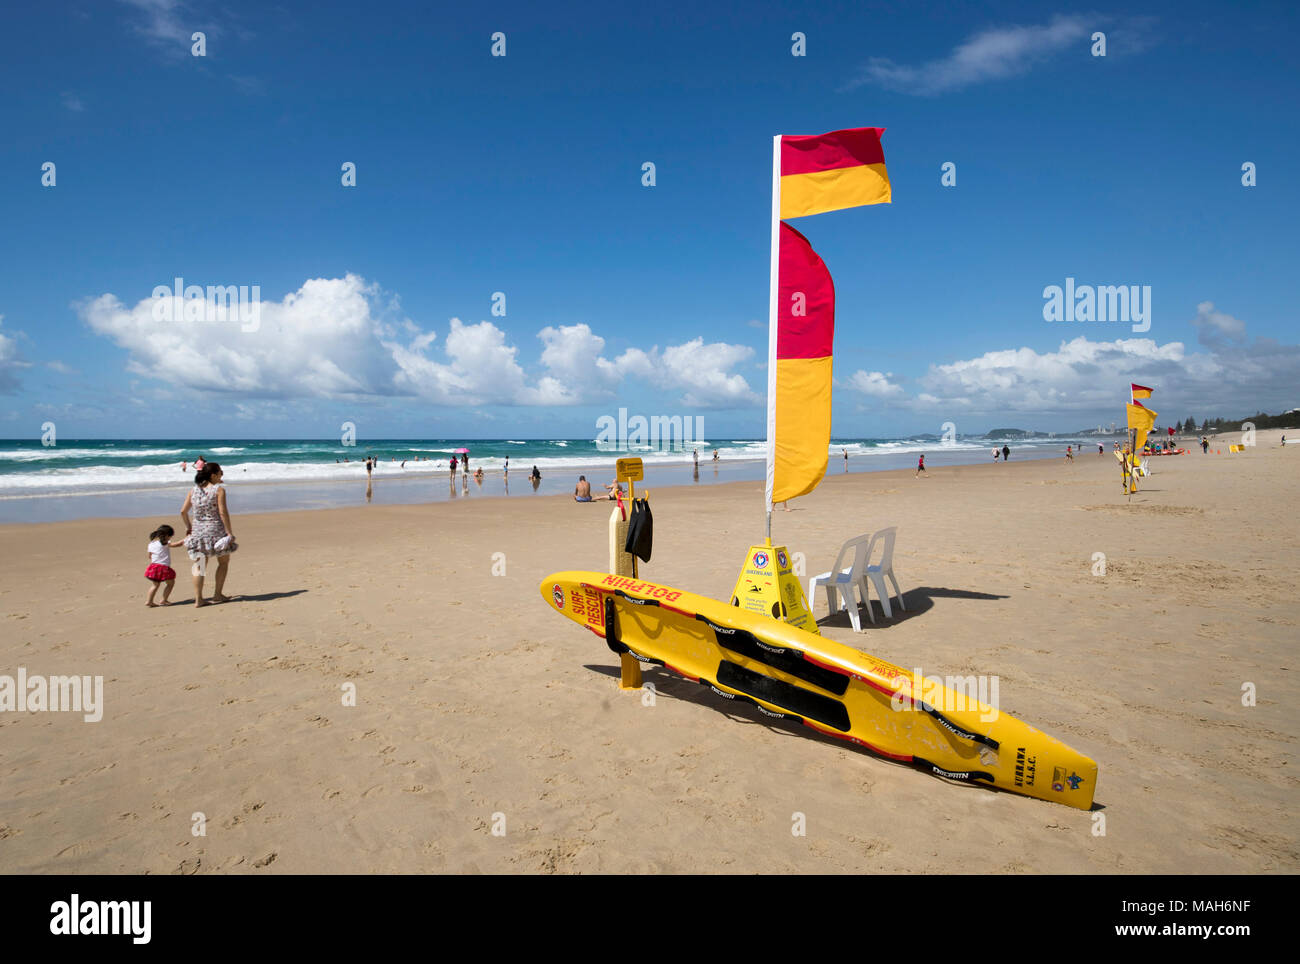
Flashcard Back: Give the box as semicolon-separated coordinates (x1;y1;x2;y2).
616;457;644;482
730;544;819;635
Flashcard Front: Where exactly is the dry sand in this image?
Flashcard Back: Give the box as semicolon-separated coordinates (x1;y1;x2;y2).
1;430;1296;874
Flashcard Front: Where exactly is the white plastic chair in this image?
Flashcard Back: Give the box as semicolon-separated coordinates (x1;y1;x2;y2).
808;534;874;631
862;527;905;620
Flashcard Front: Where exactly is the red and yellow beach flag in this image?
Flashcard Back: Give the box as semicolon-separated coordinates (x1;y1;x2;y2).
1131;383;1153;402
766;128;889;513
771;223;835;503
779;127;891;220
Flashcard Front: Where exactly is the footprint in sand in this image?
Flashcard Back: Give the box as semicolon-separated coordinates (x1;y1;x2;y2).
174;857;201;875
252;852;277;868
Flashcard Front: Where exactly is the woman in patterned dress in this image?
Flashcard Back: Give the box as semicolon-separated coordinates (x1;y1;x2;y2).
180;462;238;607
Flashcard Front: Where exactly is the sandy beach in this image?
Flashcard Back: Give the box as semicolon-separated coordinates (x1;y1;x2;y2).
1;430;1296;874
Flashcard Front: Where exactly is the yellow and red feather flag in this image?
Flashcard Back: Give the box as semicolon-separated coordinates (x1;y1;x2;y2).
1131;383;1153;401
766;128;890;511
770;223;835;503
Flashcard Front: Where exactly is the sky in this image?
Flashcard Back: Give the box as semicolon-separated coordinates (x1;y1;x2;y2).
0;0;1297;439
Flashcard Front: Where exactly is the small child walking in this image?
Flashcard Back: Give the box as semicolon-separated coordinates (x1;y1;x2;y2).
145;524;183;606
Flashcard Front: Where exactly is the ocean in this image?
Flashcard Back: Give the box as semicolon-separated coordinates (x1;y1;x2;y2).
0;436;1107;523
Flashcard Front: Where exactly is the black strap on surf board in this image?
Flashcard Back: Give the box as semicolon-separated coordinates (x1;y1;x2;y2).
914;702;1000;751
602;594;665;667
603;596;628;655
911;756;996;785
694;615;849;696
715;660;852;732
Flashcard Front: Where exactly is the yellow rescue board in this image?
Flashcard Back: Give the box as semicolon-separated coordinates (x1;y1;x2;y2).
542;571;1098;810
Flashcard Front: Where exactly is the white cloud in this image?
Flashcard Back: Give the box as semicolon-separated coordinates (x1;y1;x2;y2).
120;0;191;45
850;15;1090;96
0;316;29;394
537;324;616;396
390;317;535;405
658;339;759;408
1191;301;1246;348
394;322;759;409
904;309;1300;419
80;274;399;398
78;274;762;410
914;336;1195;413
846;370;904;398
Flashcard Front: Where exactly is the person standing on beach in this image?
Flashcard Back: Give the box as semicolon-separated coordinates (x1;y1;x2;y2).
915;453;926;477
504;455;509;476
144;524;183;606
1065;446;1074;462
693;448;698;468
992;447;999;461
180;462;237;607
712;449;719;461
1002;445;1010;461
1201;436;1209;453
843;448;848;469
450;455;458;476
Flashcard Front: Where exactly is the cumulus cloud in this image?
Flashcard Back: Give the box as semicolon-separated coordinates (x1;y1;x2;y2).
78;275;762;410
846;370;904;398
849;15;1091;96
903;306;1300;419
1191;301;1247;348
658;339;759;408
80;274;400;398
913;337;1197;413
390;318;537;405
0;316;26;393
394;322;758;408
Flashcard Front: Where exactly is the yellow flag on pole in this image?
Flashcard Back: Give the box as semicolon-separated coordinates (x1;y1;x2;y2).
1127;403;1157;452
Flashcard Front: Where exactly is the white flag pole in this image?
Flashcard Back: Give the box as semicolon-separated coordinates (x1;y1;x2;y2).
764;134;781;545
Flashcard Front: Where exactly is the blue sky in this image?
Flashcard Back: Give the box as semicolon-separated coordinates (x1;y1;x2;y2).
1;0;1297;439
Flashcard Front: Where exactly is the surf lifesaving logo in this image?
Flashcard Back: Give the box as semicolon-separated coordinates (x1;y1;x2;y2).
776;549;788;569
753;551;769;568
552;585;564;609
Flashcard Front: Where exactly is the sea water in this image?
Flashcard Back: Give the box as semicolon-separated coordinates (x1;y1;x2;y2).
0;437;1100;523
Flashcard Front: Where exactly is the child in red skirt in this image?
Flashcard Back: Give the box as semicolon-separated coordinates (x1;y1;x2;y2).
146;524;184;606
